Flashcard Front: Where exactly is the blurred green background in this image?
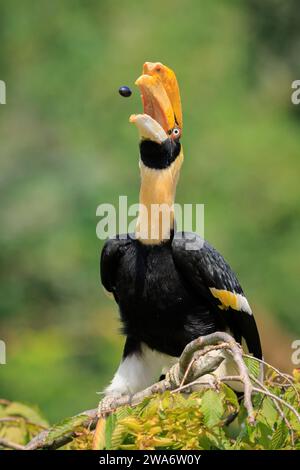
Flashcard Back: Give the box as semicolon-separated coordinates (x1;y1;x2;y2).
1;0;300;422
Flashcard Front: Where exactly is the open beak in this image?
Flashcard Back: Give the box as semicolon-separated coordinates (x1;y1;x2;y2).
130;62;182;143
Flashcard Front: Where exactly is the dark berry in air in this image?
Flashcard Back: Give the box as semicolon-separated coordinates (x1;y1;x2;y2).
119;86;132;97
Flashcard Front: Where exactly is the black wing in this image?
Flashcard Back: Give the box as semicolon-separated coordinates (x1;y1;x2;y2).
100;235;132;302
172;232;262;359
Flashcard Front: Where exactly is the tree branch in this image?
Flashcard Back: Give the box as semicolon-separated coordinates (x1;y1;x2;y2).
25;331;295;450
0;438;27;450
25;409;98;450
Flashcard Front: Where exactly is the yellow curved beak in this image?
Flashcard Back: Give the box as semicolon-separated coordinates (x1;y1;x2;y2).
130;62;182;135
143;62;183;130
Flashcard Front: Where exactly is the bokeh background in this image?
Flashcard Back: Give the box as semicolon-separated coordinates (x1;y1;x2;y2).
1;0;300;422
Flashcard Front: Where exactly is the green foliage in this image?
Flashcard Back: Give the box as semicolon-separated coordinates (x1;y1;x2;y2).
0;400;48;447
244;356;261;380
1;362;300;450
97;386;299;450
46;414;89;445
93;364;300;451
201;389;224;428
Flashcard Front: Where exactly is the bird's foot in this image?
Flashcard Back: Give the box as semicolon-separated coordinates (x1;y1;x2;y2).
188;373;219;392
97;392;123;418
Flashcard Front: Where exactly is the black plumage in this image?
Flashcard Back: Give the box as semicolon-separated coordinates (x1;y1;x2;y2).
139;139;181;169
100;231;262;360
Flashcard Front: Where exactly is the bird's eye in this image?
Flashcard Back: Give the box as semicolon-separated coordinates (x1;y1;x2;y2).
171;127;181;140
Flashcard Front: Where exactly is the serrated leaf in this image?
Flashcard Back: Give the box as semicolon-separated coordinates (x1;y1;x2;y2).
104;412;117;450
115;405;133;421
110;422;127;449
136;397;153;416
46;414;88;445
109;407;135;450
139;398;159;419
119;416;143;433
201;390;224;428
244;356;261;380
259;397;278;427
271;420;288;449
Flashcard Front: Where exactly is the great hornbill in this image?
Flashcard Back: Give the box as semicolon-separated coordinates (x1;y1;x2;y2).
100;62;262;400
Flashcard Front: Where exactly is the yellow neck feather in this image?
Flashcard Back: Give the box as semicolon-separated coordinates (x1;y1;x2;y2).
135;150;183;244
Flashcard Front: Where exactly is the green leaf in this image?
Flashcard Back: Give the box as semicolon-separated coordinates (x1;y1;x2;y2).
104;412;117;450
244;356;261;380
234;420;250;448
201;390;224;428
46;414;88;445
289;410;300;433
198;429;226;450
221;383;239;408
1;402;48;427
115;405;133;421
255;421;273;449
259;397;278;427
0;419;27;446
271;420;288;450
110;406;133;449
110;422;127;449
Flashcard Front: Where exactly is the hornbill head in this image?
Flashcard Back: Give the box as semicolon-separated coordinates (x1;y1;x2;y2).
130;62;183;170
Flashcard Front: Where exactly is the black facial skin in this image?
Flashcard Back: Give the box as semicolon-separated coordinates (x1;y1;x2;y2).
139;138;181;169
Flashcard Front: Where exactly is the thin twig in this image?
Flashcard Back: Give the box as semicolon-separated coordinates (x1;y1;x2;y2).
172;378;218;394
252;387;300;424
179;357;196;388
250;374;295;446
0;438;26;450
243;354;300;406
220;374;300;425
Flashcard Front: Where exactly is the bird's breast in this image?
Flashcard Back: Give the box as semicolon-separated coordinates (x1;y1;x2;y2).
113;241;218;356
116;242;191;313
